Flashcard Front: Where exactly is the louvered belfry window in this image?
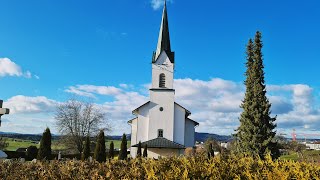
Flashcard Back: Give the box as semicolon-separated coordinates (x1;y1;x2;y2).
158;129;164;137
159;73;166;88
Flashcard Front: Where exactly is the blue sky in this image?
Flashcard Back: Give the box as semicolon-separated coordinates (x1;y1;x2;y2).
1;0;320;138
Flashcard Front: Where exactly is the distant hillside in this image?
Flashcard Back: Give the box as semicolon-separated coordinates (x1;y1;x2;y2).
1;132;232;142
195;132;233;142
0;132;59;141
107;132;232;142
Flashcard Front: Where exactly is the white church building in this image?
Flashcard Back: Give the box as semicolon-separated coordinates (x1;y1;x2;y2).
129;2;199;158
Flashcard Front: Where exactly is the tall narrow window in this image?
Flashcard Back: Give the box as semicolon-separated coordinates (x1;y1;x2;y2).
158;129;163;138
159;73;166;88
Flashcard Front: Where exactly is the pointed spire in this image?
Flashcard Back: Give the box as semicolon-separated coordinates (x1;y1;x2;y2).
153;0;174;63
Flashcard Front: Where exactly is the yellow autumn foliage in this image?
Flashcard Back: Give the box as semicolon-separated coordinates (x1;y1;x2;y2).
0;154;319;179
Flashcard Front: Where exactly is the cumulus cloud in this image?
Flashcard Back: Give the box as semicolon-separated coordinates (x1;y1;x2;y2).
5;95;58;114
0;58;34;79
3;78;320;136
65;84;149;134
63;79;320;136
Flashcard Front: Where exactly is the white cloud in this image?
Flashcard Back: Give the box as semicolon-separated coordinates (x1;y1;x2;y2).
150;0;172;10
64;79;320;136
0;57;35;79
2;78;320;137
34;75;40;79
0;58;23;77
65;85;123;98
1;96;58;134
5;95;58;114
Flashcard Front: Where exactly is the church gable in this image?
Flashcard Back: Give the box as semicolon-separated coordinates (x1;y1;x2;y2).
153;51;173;66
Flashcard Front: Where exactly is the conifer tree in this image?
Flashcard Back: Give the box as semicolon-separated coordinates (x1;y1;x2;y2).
137;141;142;158
82;136;91;160
207;143;215;159
94;130;106;162
108;141;114;159
235;31;278;159
37;127;52;160
118;133;127;160
143;144;148;158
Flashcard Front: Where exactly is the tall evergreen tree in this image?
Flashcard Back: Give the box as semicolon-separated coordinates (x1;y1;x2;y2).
94;130;106;163
137;141;142;158
37;127;52;160
143;144;148;158
119;133;127;160
235;31;278;159
82;136;91;160
207;143;215;159
108;141;114;159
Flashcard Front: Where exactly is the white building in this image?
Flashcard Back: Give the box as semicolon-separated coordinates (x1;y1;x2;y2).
306;143;320;150
128;2;199;158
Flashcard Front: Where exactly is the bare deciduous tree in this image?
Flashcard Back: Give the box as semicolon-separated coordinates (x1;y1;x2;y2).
55;99;108;153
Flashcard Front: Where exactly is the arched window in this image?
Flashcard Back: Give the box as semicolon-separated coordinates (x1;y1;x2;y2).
159;73;166;88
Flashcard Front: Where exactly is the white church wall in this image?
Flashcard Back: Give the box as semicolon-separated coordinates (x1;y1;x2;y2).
149;91;175;141
130;118;138;158
151;52;174;89
130;147;138;158
184;119;196;147
137;105;150;143
130;118;138;147
173;104;185;145
146;148;183;159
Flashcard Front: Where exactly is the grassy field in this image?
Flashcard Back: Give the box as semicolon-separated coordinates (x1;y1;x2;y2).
3;138;131;151
280;150;320;161
4;138;65;151
105;140;131;149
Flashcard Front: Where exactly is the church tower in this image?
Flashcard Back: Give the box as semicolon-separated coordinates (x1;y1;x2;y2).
149;1;176;141
129;1;198;159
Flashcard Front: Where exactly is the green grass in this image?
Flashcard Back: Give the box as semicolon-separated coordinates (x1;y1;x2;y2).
279;153;299;161
280;150;320;161
4;138;38;151
4;138;66;151
4;138;131;152
105;140;131;149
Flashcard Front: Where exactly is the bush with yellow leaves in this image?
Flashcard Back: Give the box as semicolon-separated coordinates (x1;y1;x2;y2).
0;154;319;179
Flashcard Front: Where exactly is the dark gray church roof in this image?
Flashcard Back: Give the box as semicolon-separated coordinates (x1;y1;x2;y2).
152;0;175;63
132;137;185;149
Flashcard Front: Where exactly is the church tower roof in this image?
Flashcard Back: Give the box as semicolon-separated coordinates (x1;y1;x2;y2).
152;0;175;63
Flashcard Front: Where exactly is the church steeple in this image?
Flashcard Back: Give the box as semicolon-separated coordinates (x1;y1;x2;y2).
152;0;175;63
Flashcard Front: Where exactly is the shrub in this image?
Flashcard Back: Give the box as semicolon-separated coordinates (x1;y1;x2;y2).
26;146;38;161
0;154;320;179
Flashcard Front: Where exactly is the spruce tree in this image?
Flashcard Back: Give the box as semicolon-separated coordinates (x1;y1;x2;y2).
37;127;52;160
235;31;278;159
94;130;106;163
119;133;127;160
137;141;142;158
207;143;214;159
82;136;91;160
143;144;148;158
108;141;114;159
